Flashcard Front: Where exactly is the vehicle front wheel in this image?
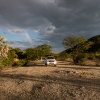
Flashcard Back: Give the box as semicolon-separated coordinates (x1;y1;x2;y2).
54;64;56;67
45;64;47;66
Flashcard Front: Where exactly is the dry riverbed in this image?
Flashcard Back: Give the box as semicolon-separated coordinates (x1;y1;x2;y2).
0;61;100;100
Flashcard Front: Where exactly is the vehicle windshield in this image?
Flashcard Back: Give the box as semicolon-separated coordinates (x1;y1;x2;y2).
47;57;55;59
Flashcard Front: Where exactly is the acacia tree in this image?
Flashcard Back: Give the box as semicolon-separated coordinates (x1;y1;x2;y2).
25;44;52;61
63;35;92;63
35;44;52;58
25;48;37;61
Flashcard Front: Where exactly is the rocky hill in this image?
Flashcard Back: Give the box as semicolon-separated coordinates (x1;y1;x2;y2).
88;35;100;52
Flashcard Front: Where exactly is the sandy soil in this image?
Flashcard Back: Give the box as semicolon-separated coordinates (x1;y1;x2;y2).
0;61;100;100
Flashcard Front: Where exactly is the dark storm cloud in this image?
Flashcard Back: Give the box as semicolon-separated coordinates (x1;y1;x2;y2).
0;0;100;52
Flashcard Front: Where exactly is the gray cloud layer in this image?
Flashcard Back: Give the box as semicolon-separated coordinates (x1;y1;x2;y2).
0;0;100;52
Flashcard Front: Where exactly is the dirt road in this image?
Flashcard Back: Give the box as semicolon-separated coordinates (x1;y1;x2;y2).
0;61;100;100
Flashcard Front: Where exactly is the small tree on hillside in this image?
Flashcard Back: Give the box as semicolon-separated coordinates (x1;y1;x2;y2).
63;35;93;64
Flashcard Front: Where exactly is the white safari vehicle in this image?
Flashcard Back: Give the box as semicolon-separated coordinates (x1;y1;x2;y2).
41;56;57;66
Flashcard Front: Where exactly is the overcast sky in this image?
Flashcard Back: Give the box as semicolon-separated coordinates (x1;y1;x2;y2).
0;0;100;53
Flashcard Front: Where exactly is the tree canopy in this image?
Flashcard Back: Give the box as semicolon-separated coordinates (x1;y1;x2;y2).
63;35;93;63
25;44;52;61
63;35;86;49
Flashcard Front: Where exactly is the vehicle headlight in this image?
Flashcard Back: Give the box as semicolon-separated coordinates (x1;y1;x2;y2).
54;60;57;64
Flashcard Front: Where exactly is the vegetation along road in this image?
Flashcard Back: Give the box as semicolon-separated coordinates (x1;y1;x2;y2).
0;61;100;100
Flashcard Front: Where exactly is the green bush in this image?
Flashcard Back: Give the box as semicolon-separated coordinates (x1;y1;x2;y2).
95;52;100;59
0;57;14;67
0;50;15;68
57;52;70;61
1;50;16;67
87;53;95;59
0;58;3;70
72;53;87;63
13;59;27;67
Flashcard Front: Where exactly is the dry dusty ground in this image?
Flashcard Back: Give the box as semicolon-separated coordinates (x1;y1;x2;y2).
0;61;100;100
